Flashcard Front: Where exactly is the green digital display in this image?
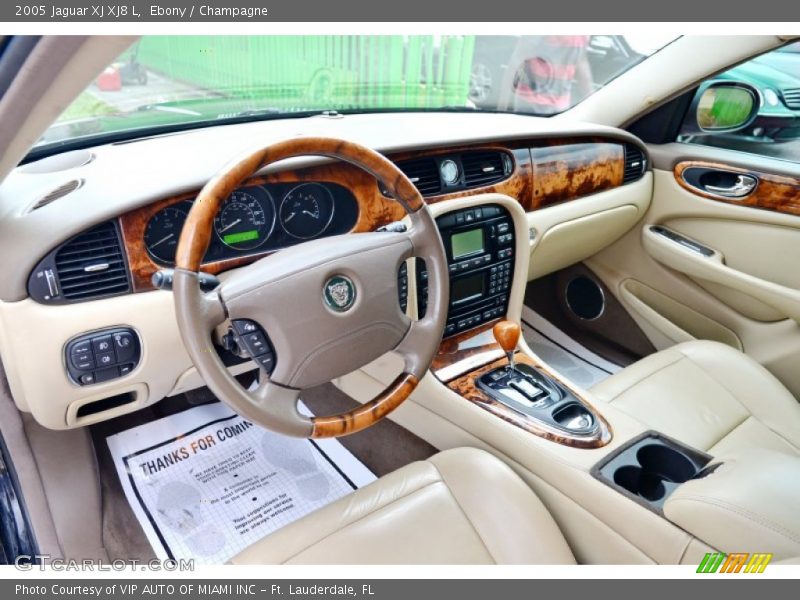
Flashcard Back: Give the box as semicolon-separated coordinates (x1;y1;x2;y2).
223;230;259;245
451;228;484;259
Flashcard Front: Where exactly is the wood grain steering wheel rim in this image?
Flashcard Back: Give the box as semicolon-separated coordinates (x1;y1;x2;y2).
172;137;448;438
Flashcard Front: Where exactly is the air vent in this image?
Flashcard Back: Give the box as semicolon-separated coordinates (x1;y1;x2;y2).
623;144;646;184
54;223;130;301
396;158;442;196
29;179;83;212
462;151;509;188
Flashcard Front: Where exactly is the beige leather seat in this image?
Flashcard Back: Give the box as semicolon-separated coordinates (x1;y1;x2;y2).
592;340;800;456
229;447;576;564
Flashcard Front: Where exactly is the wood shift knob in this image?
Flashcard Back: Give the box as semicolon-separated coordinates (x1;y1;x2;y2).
493;320;520;354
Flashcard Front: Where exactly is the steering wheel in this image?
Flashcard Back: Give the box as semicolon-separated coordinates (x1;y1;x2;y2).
173;138;448;438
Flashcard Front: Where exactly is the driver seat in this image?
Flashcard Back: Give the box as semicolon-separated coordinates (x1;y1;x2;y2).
228;447;576;564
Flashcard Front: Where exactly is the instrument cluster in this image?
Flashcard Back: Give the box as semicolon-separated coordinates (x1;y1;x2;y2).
143;182;358;265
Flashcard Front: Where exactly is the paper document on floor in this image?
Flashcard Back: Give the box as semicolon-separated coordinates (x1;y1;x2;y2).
106;401;376;564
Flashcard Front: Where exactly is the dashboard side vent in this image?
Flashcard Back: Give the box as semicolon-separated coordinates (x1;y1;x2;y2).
29;179;84;212
54;222;130;301
623;144;646;184
462;151;509;188
396;158;442;196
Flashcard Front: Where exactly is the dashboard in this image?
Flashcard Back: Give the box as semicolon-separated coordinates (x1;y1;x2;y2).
23;134;646;300
0;112;653;430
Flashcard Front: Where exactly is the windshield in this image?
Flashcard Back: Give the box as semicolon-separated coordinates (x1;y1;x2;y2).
40;34;677;149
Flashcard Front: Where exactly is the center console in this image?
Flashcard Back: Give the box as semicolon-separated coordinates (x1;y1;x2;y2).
414;205;516;338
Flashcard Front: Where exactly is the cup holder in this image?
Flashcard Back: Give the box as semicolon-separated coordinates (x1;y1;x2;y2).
593;432;711;512
613;465;666;501
636;444;695;483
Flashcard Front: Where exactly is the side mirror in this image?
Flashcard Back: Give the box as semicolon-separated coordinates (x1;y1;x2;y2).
683;81;761;135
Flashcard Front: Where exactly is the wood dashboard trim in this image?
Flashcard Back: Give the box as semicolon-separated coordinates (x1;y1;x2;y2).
674;160;800;216
120;137;632;292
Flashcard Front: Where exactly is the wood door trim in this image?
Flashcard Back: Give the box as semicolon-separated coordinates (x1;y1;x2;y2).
675;160;800;216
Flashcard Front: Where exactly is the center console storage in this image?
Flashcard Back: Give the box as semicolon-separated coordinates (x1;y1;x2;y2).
592;432;712;512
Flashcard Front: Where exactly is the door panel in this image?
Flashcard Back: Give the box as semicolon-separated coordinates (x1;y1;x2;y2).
586;144;800;398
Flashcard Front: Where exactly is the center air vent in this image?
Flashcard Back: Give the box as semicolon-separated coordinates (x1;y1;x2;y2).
395;158;442;196
28;222;131;304
461;151;510;188
623;144;647;184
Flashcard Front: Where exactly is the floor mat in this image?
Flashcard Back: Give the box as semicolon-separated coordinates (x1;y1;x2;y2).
521;306;623;389
106;401;375;564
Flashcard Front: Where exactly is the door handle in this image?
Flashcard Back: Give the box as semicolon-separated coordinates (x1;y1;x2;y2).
703;174;757;198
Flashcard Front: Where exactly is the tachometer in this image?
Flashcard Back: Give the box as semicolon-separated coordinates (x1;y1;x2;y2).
144;203;190;264
279;183;335;239
214;187;275;250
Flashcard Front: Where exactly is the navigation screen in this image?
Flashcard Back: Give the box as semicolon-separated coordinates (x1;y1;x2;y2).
451;228;484;259
451;273;484;305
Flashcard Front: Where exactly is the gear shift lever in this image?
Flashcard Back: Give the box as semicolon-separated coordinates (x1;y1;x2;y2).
493;320;520;371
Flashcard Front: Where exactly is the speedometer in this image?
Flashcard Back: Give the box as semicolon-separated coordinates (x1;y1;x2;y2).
279;183;335;239
214;187;275;251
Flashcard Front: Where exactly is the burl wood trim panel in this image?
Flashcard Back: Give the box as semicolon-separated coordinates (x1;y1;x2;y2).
175;137;424;271
390;145;536;210
530;140;625;209
674;160;800;216
447;352;613;448
311;372;418;438
432;319;506;382
121;137;630;292
119;160;406;291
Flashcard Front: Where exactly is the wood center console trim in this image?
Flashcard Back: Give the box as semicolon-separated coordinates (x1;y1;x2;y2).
447;352;613;449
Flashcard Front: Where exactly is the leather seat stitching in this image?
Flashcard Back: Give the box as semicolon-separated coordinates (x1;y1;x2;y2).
680;350;800;451
601;353;684;402
274;479;446;564
427;461;499;564
671;496;800;544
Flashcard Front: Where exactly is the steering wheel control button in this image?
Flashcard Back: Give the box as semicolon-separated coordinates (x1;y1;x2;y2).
323;275;357;312
230;319;276;374
255;354;275;372
65;327;141;386
242;332;269;355
232;319;259;335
